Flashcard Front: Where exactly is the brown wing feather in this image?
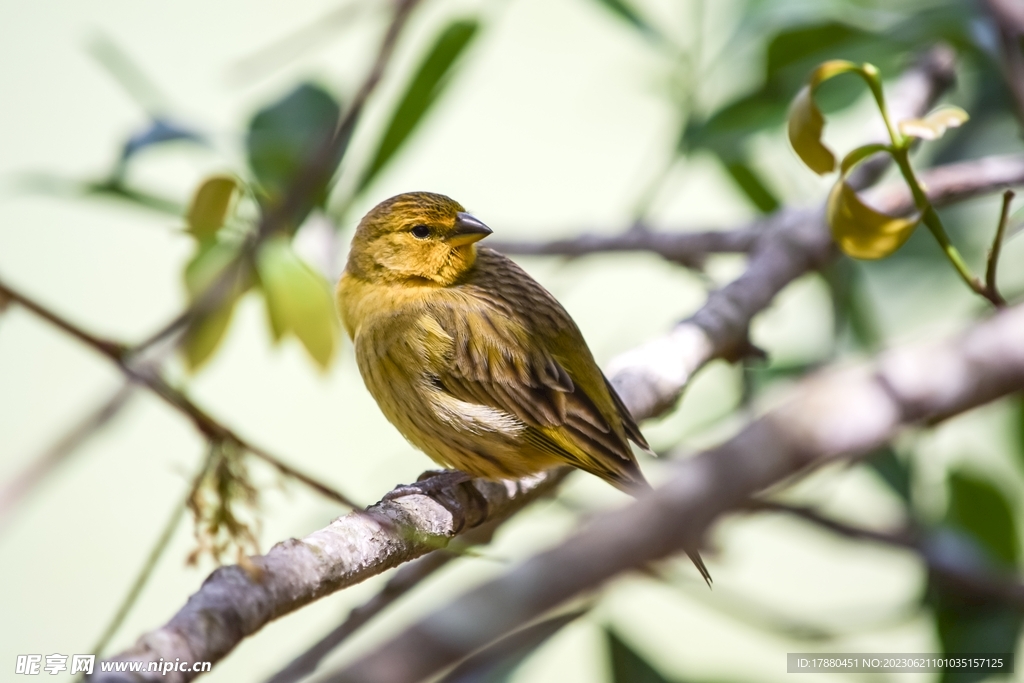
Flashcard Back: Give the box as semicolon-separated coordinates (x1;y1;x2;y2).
423;248;648;490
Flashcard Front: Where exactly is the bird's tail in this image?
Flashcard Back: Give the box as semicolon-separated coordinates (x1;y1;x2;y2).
609;468;713;588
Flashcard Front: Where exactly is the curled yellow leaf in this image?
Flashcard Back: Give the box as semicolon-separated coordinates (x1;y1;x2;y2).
257;236;338;370
898;105;969;141
187;175;238;241
787;60;860;175
827;181;920;259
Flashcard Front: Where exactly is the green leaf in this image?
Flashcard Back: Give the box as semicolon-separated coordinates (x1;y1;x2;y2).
607;629;674;683
357;19;478;194
181;241;250;371
898;105;969;141
589;0;662;43
438;610;585;683
946;470;1018;568
186;175;237;241
723;160;780;213
786;60;861;174
256;236;338;369
766;23;868;78
1014;396;1024;474
246;83;341;221
865;447;911;503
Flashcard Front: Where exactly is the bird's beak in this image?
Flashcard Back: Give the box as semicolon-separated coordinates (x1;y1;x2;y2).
448;212;493;246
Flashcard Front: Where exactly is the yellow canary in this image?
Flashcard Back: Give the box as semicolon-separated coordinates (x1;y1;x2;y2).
337;192;709;583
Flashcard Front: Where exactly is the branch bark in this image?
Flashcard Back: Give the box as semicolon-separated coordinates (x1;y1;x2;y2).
331;301;1024;683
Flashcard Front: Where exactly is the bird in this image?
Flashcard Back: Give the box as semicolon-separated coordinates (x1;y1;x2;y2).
336;191;710;585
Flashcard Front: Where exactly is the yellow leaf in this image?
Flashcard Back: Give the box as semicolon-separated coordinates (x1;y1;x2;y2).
182;299;239;371
187;175;237;240
787;60;864;175
827;181;920;259
180;240;250;371
257;237;338;369
898;105;969;141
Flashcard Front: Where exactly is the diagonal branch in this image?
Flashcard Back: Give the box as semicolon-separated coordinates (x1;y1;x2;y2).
332;301;1024;683
0;277;362;511
749;501;1024;609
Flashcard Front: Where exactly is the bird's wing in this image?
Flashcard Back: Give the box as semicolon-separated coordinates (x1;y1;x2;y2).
421;249;647;488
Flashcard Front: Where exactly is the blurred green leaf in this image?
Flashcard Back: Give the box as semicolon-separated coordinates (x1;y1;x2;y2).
946;470;1018;569
186;175;238;241
357;19;479;194
438;610;586;683
899;105;969;141
865;447;911;503
182;299;240;371
1015;396;1024;474
256;236;338;369
247;83;340;221
182;241;250;371
607;629;674;683
588;0;663;43
821;259;881;350
723;161;779;213
928;494;1022;683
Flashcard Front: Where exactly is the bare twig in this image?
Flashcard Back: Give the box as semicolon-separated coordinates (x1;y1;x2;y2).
985;0;1024;129
0;383;134;532
986;189;1014;303
488;227;758;268
0;277;362;511
750;500;1024;609
331;301;1024;683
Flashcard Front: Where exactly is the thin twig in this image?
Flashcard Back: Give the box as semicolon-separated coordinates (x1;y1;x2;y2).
488;227;758;269
749;500;1024;609
0;383;134;532
90;484;191;658
0;277;363;511
986;189;1014;304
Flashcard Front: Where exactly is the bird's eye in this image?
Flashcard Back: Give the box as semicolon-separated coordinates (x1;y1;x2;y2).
411;225;431;239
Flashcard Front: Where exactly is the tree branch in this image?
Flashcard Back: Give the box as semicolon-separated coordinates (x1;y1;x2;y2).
332;301;1024;683
95;471;568;682
488;227;759;269
750;500;1024;609
0;276;362;511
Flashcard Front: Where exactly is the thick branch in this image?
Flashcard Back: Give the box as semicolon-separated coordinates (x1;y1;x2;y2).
95;472;567;683
333;302;1024;683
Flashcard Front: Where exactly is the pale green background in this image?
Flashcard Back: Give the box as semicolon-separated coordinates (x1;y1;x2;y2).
1;1;1021;681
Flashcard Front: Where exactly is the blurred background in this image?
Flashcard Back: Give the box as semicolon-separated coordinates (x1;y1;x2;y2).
1;0;1023;681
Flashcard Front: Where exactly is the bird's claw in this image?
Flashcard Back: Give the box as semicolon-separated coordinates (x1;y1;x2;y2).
382;470;473;502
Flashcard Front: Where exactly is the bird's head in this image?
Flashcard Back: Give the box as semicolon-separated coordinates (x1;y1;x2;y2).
346;192;492;286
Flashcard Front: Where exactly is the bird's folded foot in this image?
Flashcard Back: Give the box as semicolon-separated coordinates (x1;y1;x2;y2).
383;470;474;501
